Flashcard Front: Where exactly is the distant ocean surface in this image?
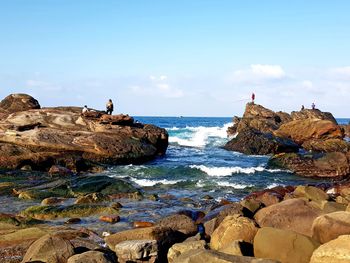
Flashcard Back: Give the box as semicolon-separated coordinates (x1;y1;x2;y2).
104;117;350;202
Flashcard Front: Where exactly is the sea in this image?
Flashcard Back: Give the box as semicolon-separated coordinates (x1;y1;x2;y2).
2;116;349;232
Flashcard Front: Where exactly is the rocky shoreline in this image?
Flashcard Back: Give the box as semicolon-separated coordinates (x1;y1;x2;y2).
1;94;350;262
225;102;350;179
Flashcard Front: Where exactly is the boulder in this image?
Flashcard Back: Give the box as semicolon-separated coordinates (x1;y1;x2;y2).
200;203;244;236
75;192;109;204
235;103;286;133
99;215;120;224
268;152;350;178
254;198;324;236
224;128;299;155
67;251;113;263
274;119;343;145
310;235;350;263
22;234;75;263
114;239;158;263
254;227;320;263
156;214;198;236
105;226;183;252
0;94;168;172
312;211;350;243
173;249;279;263
291;109;337;123
302;138;350;153
168;240;206;263
293;186;329;203
210;215;258;250
0;93;40;113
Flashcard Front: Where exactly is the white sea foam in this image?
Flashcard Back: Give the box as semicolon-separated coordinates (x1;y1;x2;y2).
131;178;181;187
169;123;232;147
190;164;265;176
266;183;284;189
217;181;253;189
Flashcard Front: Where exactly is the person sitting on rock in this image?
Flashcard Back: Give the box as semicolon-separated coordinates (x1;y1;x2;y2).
106;99;114;115
301;105;305;110
82;105;89;114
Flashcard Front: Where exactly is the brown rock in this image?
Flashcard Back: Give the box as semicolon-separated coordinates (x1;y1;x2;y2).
133;221;155;228
114;239;158;263
99;215;120;224
99;114;134;125
254;227;320;263
0;93;40;113
293;185;329;203
254;198;324;236
104;226;183;251
291;109;337;123
274;119;343;145
67;251;113;263
41;197;66;205
156;214;197;236
302;138;350;153
312;211;350;243
310;235;350;263
174;249;279;263
48;165;74;176
22;234;75;263
167;240;206;263
210;215;258;250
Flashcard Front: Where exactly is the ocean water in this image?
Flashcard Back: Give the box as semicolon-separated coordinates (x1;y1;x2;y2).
104;116;350;203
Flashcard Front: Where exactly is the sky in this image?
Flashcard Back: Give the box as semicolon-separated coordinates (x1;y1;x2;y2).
0;1;350;117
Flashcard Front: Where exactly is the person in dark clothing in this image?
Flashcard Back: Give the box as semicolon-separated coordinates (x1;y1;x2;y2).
106;99;114;115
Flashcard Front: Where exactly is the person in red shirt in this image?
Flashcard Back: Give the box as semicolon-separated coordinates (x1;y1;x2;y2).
251;93;255;104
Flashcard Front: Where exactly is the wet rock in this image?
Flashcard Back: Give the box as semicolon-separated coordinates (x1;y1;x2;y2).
22;234;75;263
64;218;82;224
0;93;40;113
75;192;109;204
133;221;155;228
156;214;197;236
210;215;258;250
312;211;350;244
67;251;114;263
20;203;119;220
41;197;66;205
254;198;324;237
167;240;206;263
173;249;279;263
114;239;158;263
268;152;350;178
302;138;350;153
99;215;120;224
0;213;42;228
310;235;350;263
224;128;299;155
274;119;343;145
48;165;74;176
254;227;320;263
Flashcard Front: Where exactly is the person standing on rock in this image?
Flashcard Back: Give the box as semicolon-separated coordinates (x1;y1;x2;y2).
251;93;255;104
106;99;114;115
311;102;316;110
82;105;89;114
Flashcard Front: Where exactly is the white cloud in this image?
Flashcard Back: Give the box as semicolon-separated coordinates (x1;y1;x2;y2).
229;64;286;84
130;75;184;98
25;79;62;91
329;66;350;80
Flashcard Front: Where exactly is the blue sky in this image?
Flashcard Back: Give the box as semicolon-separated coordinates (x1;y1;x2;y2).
0;1;350;116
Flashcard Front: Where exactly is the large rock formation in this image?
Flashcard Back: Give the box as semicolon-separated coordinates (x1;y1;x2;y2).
0;94;168;172
226;102;350;178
